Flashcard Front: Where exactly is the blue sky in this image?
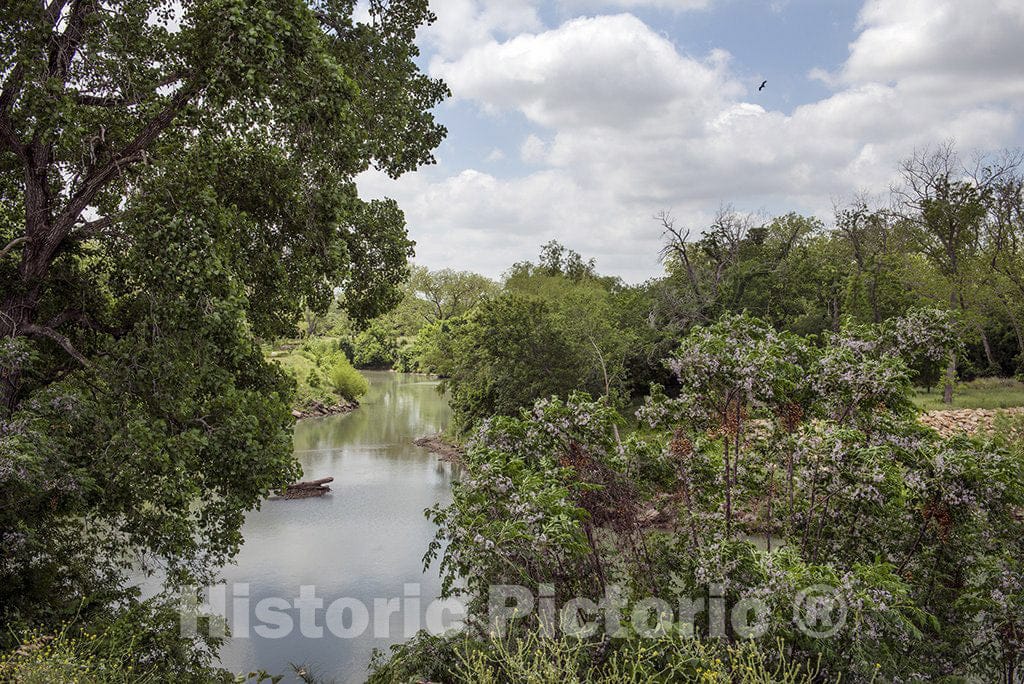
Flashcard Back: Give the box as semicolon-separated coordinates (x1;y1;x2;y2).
357;0;1024;283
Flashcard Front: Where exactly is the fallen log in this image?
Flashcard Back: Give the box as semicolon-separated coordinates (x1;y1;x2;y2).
276;476;334;499
287;477;334;489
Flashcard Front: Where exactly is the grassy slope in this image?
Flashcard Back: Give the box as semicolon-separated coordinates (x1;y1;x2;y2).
913;377;1024;411
265;339;344;409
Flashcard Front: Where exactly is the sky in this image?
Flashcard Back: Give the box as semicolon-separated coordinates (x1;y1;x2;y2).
356;0;1024;283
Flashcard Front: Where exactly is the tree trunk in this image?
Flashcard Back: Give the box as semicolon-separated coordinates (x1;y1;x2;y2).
943;290;957;404
998;294;1024;356
723;422;732;539
943;355;956;404
1;253;50;415
978;325;997;371
1;146;61;414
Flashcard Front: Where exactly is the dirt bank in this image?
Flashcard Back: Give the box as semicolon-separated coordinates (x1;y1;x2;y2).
413;434;465;463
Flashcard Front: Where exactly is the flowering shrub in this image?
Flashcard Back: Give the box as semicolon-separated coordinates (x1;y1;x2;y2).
410;311;1023;682
808;329;913;426
638;313;808;433
882;307;962;388
427;393;666;617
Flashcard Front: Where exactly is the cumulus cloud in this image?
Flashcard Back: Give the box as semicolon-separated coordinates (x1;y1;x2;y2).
842;0;1024;86
432;15;741;129
419;0;542;58
520;134;549;163
357;166;674;281
361;0;1024;282
563;0;714;9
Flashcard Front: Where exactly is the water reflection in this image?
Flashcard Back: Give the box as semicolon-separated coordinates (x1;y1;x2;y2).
216;371;454;683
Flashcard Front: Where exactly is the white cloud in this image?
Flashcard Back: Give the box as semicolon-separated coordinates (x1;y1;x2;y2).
520;134;549;163
362;1;1024;282
357;166;673;281
432;15;741;130
485;148;506;161
842;0;1024;86
419;0;542;58
565;0;714;9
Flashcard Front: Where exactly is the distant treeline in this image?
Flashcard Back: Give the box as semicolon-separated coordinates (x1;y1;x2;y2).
311;142;1024;431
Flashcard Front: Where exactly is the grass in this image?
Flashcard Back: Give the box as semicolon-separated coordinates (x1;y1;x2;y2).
264;337;355;409
913;377;1024;411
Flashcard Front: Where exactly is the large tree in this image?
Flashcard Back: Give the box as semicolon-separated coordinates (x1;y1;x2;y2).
408;264;498;323
0;0;445;625
894;143;1021;400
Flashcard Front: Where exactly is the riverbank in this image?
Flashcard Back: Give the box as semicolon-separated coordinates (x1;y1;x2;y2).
291;399;358;420
414;433;464;463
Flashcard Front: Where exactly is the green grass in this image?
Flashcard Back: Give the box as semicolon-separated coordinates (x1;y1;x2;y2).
265;338;351;409
913;377;1024;411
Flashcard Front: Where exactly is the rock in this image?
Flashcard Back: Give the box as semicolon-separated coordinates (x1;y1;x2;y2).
919;406;1024;437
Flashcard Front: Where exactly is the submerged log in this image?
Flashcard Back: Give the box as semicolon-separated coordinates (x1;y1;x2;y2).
278;476;334;499
288;477;334;489
282;486;329;499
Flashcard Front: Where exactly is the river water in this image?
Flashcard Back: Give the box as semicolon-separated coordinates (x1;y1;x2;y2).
213;371;456;683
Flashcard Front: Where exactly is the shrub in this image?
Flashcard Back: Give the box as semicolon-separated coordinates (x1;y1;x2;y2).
352;321;399;369
328;355;370;401
0;599;236;683
369;631;825;684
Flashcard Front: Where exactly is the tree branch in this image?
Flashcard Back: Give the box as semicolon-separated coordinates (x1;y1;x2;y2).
0;63;24;113
48;0;98;83
45;308;123;337
71;70;188;108
45;0;71;23
54;80;199;234
313;10;352;37
0;236;30;260
0;64;26;159
71;214;114;238
21;323;91;367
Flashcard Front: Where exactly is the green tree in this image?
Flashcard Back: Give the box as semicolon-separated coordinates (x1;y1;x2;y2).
436;293;591;433
894;143;1019;400
408;264;498;323
328;352;369;401
0;0;445;631
658;209;835;331
352;318;400;368
504;242;651;403
983;174;1024;375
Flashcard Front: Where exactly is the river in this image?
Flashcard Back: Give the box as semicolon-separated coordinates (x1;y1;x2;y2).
213;371;457;683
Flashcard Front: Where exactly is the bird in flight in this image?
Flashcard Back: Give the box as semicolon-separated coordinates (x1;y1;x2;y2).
758;80;767;91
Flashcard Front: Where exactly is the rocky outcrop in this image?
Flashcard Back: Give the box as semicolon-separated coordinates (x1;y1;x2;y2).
919;406;1024;437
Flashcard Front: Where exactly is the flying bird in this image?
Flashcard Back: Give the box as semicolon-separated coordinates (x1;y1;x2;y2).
758;80;767;91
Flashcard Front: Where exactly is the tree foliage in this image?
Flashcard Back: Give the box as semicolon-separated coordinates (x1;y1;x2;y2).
0;0;445;635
